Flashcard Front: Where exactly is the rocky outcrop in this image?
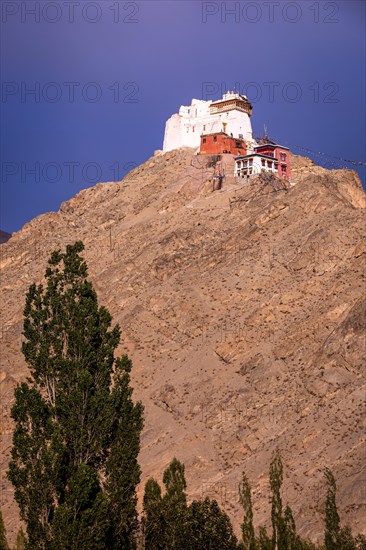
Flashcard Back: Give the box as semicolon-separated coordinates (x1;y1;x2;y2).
0;149;365;544
0;231;11;245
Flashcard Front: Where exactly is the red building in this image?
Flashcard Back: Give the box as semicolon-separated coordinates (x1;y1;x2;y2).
254;142;291;179
200;132;247;156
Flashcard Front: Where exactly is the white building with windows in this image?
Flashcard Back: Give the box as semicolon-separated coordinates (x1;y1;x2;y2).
235;153;279;179
163;92;255;152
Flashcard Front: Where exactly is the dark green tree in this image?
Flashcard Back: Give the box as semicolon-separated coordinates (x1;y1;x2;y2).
239;472;256;550
161;458;188;549
142;478;165;550
283;505;297;549
338;527;356;550
7;242;143;550
185;497;238;550
0;511;9;550
324;468;340;550
270;449;285;550
142;458;188;550
258;527;272;550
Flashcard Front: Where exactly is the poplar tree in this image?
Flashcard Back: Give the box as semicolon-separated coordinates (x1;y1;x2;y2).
186;497;238;550
258;527;272;550
142;458;187;549
239;472;256;550
142;479;165;549
283;505;297;549
161;458;187;549
324;468;340;550
270;449;285;550
7;242;143;550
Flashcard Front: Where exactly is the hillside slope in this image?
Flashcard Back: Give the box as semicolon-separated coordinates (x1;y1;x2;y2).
1;149;365;544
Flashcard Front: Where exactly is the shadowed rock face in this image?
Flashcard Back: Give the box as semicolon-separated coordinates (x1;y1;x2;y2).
0;149;365;545
0;231;11;244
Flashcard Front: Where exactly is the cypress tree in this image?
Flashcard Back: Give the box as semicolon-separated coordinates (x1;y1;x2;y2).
324;468;340;550
239;472;256;550
7;242;143;549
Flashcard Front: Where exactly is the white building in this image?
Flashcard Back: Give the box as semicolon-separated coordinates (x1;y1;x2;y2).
235;153;279;179
163;92;255;152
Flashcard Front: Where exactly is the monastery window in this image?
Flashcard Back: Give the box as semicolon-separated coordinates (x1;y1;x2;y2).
213;136;217;142
203;125;206;131
203;138;206;144
261;159;265;166
249;159;253;166
280;152;286;161
192;126;195;132
281;165;287;173
268;161;273;168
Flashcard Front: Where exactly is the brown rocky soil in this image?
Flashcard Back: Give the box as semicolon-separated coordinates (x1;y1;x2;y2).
0;149;365;545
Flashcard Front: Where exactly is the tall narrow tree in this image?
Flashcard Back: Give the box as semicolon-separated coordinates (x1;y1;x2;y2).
142;458;188;550
283;505;297;549
269;449;285;550
142;478;165;550
324;468;340;550
239;472;256;550
161;458;188;549
7;242;143;549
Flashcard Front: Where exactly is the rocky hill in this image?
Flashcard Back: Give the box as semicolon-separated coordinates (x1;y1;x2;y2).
0;149;365;545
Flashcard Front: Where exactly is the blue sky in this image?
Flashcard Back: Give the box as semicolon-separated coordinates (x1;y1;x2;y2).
1;0;365;233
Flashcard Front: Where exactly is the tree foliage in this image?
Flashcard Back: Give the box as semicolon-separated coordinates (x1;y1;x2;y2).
186;497;238;550
7;242;143;550
239;472;256;550
269;448;285;550
324;468;340;550
142;458;187;549
142;458;238;549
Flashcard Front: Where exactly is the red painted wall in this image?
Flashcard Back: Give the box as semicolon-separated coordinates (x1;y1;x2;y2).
255;145;291;179
200;133;247;156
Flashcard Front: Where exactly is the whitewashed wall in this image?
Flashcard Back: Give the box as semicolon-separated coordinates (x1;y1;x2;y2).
163;97;254;152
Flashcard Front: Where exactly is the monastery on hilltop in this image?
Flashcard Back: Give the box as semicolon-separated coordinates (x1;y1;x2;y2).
163;91;291;180
163;92;255;152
